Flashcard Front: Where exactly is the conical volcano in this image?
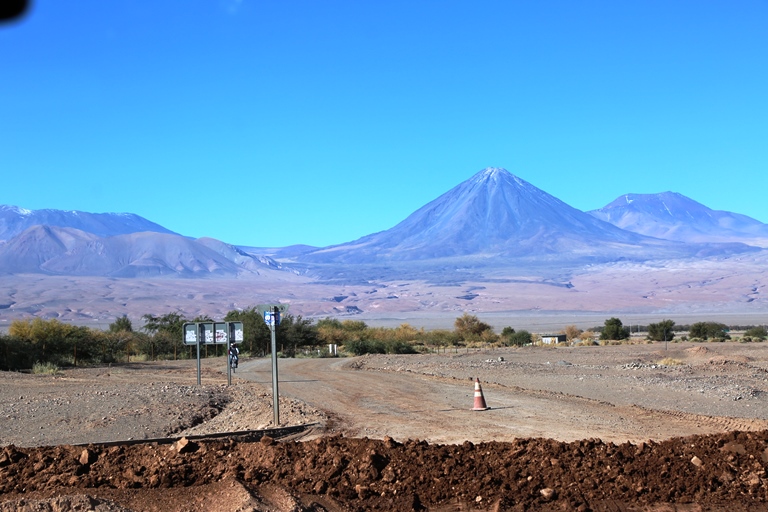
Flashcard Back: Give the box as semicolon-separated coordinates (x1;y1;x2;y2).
300;167;688;265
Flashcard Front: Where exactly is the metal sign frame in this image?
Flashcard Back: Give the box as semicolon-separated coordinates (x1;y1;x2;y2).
182;321;244;385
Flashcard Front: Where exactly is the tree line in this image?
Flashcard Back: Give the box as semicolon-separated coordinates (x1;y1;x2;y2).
0;311;764;371
593;318;767;343
0;311;529;370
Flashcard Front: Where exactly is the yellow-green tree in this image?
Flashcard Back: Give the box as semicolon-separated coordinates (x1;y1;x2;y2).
454;313;493;342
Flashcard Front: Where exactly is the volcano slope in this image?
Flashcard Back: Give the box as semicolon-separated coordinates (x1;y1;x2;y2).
1;341;767;511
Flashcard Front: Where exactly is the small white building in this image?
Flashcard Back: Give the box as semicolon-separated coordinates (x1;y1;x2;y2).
540;334;567;345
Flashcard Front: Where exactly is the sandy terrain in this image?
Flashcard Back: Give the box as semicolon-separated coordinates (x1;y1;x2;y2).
2;262;768;331
1;341;767;510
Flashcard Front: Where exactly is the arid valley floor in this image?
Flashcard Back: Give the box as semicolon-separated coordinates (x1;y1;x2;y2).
1;341;767;510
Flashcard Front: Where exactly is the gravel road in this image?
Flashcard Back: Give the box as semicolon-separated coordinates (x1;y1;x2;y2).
237;341;768;444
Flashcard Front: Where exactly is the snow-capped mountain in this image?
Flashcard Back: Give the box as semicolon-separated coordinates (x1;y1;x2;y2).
0;205;177;241
589;192;768;248
297;168;753;265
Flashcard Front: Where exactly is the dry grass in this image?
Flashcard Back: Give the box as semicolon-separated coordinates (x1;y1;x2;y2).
657;357;685;366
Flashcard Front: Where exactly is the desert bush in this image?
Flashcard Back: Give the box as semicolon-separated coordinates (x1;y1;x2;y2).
0;333;35;370
647;319;676;342
504;330;532;347
744;326;768;340
343;338;419;355
387;340;419;354
600;318;629;341
344;339;386;356
658;357;684;366
32;361;60;375
600;339;627;346
689;322;730;341
454;313;494;342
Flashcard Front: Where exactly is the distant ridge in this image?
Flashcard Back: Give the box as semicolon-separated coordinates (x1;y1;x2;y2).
0;225;249;277
589;192;768;247
0;205;177;241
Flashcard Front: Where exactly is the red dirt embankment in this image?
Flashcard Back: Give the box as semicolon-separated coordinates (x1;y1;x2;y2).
1;430;767;511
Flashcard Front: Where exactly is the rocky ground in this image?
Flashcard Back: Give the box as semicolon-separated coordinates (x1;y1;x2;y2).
0;342;767;511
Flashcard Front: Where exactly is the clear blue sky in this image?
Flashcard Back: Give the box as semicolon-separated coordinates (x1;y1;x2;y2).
2;1;766;247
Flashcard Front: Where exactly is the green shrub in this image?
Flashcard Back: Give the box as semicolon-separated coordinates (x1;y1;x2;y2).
32;361;60;375
344;339;386;356
344;338;419;355
387;340;418;354
744;326;768;340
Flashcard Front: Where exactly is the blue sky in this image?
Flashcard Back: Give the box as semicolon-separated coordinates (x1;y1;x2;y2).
1;1;766;247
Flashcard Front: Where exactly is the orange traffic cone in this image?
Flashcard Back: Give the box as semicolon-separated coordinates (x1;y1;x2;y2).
471;377;489;411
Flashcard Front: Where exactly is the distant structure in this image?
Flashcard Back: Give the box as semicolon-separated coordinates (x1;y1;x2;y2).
540;334;567;345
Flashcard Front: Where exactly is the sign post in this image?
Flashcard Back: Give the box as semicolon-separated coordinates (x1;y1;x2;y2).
257;303;289;426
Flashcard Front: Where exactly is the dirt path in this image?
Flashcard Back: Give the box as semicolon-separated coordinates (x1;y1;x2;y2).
238;346;768;444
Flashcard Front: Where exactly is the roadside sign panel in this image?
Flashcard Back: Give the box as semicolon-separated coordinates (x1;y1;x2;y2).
183;321;243;345
181;320;247;386
259;304;288;327
214;322;228;344
229;321;244;342
201;322;214;343
183;323;197;345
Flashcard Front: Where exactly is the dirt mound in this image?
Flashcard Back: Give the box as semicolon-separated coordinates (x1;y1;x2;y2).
709;355;751;364
686;346;710;355
2;431;767;511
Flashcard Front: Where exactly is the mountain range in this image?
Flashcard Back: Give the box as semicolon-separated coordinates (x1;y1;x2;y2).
0;168;765;279
295;168;759;269
2;168;767;324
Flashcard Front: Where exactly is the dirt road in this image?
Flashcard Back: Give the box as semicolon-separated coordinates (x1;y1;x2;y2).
239;341;768;444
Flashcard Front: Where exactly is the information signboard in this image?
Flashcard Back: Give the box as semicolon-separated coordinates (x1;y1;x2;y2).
229;321;244;342
181;320;246;386
183;321;243;345
183;323;197;344
201;323;214;343
214;322;228;344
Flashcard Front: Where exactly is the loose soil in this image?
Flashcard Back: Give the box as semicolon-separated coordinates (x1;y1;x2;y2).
1;341;767;511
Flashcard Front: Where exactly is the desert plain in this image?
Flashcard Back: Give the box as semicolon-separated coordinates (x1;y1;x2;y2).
1;339;767;511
